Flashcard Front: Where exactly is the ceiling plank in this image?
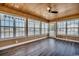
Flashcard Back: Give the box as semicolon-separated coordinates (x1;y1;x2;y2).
0;4;49;23
0;3;79;22
49;13;79;22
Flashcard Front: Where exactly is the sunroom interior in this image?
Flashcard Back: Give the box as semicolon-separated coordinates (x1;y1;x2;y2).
0;3;79;56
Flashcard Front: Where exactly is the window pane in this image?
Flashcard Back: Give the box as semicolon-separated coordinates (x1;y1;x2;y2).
16;28;20;36
19;28;25;36
16;28;25;36
35;28;40;35
4;27;10;38
45;28;48;34
4;15;10;26
15;18;20;27
9;28;13;37
28;18;35;36
41;22;45;34
9;17;14;26
1;27;4;38
35;20;40;35
4;20;10;26
49;23;56;36
45;23;48;29
28;19;34;27
35;20;40;28
1;20;5;26
28;27;34;36
42;29;45;34
45;23;48;34
42;22;45;28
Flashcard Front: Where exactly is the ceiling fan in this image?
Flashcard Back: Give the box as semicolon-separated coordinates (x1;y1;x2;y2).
47;4;58;14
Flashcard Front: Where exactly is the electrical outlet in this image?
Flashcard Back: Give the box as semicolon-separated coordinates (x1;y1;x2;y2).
16;40;18;43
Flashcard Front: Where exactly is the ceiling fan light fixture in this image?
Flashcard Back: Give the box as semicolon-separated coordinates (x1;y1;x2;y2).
47;7;50;11
50;10;58;13
47;4;58;14
48;8;58;13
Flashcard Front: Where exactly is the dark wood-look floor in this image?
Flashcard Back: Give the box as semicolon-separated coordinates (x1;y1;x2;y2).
0;38;79;56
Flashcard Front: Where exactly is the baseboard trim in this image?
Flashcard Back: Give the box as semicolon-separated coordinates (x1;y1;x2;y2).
50;37;79;43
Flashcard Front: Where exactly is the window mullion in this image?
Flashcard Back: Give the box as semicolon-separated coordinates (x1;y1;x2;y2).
8;17;10;38
55;21;57;37
40;22;42;35
34;21;35;36
4;15;6;38
44;23;45;35
78;20;79;36
66;20;67;36
0;14;1;38
13;18;16;37
48;23;50;37
26;18;28;37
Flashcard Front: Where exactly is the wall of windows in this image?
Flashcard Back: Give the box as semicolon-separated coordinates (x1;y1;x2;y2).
49;19;79;38
0;13;26;39
28;19;48;36
1;13;78;40
0;13;48;40
57;19;79;36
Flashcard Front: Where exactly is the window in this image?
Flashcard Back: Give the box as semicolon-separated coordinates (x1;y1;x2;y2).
15;18;26;37
41;22;45;34
57;19;79;36
45;23;48;34
35;20;40;35
49;22;56;37
57;21;66;35
28;19;35;36
0;13;26;40
0;14;14;39
67;19;79;36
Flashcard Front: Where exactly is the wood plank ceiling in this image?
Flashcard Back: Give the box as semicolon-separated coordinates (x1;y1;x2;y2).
0;3;79;21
